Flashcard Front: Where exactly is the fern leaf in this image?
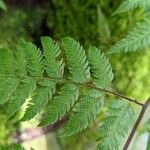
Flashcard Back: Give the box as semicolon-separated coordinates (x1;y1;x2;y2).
22;80;56;121
40;84;79;126
107;18;150;54
88;46;114;89
113;0;150;15
61;90;104;137
0;48;14;75
96;99;135;150
41;37;64;78
24;41;43;76
15;39;27;76
61;37;91;83
6;78;36;119
0;36;138;147
0;77;20;104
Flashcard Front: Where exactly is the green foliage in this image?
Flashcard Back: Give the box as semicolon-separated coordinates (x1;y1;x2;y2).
0;115;14;145
0;77;20;104
0;10;32;142
113;0;150;15
88;46;114;89
107;17;150;54
0;49;14;75
140;119;150;133
0;144;25;150
108;0;150;101
0;0;7;11
97;99;135;150
62;37;91;83
47;0;113;46
15;39;27;76
22;80;56;121
0;49;19;104
41;37;64;78
0;9;32;49
147;134;150;150
0;0;148;149
40;84;79;125
0;0;149;148
110;50;150;101
61;90;104;137
25;41;43;77
6;78;36;119
0;36;136;149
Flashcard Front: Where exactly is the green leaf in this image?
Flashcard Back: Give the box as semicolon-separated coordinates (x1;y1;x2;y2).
24;41;43;76
61;90;104;137
0;77;20;104
113;0;150;15
15;39;27;76
40;84;79;126
6;78;36;119
97;99;135;150
0;36;139;147
41;36;64;78
11;144;25;150
61;37;91;83
107;18;150;54
22;80;56;121
97;6;110;43
88;46;114;89
0;144;25;150
0;48;14;75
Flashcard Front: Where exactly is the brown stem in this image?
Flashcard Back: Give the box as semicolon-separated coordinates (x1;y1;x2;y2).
123;97;150;150
64;79;144;107
85;83;144;107
13;117;68;143
0;75;143;107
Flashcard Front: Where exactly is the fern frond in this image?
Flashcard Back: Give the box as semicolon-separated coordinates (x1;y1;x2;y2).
0;36;138;148
6;78;36;119
0;48;14;75
88;46;114;89
15;39;27;76
113;0;150;15
22;80;56;121
0;48;20;104
41;37;64;78
0;77;20;104
107;18;150;54
61;90;104;137
25;41;43;76
96;99;135;150
61;37;91;83
40;84;79;125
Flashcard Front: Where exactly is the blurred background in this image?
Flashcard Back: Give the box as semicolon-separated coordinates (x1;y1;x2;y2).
0;0;150;149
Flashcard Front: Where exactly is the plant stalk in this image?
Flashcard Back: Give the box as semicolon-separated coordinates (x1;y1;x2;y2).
123;97;150;150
